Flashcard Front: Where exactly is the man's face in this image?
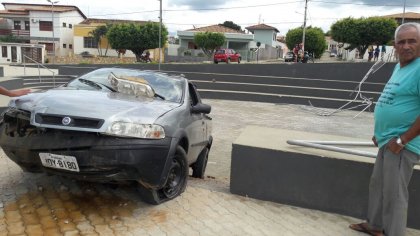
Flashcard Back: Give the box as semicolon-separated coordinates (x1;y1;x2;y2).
394;27;419;65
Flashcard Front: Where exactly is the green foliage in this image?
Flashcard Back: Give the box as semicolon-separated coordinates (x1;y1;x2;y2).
330;17;397;58
89;24;111;56
0;34;24;43
218;21;242;31
193;32;226;58
107;22;168;62
285;27;327;58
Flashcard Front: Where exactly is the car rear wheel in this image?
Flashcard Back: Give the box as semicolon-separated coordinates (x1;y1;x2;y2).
192;147;209;179
238;58;241;64
138;146;188;205
214;61;218;64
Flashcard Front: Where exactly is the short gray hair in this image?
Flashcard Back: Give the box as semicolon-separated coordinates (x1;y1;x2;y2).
394;22;420;41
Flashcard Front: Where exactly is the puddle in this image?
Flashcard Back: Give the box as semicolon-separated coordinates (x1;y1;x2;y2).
1;185;138;234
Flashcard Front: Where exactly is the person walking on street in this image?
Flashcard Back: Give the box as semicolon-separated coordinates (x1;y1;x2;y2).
381;44;387;61
349;22;420;236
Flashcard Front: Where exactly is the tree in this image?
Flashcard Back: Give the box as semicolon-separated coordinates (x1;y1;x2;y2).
89;24;111;56
330;17;397;58
285;26;327;59
219;21;242;31
107;22;168;62
193;32;226;58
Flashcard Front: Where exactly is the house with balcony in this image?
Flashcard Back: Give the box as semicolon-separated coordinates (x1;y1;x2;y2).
0;2;86;63
245;23;282;60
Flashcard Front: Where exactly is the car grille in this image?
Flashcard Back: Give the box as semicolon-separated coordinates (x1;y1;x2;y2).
35;114;104;129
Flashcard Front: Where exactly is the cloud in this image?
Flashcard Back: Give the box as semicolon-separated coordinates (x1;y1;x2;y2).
313;0;419;9
168;0;228;9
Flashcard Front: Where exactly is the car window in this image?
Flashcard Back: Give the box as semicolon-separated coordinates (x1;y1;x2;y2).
67;68;185;103
188;83;200;106
215;50;225;54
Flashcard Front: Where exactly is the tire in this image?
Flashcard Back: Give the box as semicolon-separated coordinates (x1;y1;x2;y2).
238;58;241;64
138;146;188;205
214;61;218;64
192;147;209;179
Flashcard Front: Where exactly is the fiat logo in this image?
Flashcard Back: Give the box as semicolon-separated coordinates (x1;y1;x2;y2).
62;117;72;126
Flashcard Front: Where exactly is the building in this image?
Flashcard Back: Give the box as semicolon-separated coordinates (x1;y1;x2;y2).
177;25;253;56
245;23;280;48
0;2;86;62
73;18;151;58
381;12;420;25
0;42;45;63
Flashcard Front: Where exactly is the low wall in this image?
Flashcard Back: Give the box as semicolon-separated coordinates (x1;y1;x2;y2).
230;126;420;229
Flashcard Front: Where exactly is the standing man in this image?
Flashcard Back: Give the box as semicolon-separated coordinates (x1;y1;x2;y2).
349;22;420;236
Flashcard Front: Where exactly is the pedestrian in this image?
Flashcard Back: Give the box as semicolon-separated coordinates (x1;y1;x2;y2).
0;87;30;97
349;22;420;236
381;44;387;61
374;46;380;61
368;45;374;62
293;44;300;63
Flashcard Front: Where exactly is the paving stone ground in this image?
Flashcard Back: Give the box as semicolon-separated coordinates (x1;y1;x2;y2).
1;98;420;235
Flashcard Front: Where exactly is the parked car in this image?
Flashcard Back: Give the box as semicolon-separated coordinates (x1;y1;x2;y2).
213;49;241;64
0;68;213;205
284;52;296;62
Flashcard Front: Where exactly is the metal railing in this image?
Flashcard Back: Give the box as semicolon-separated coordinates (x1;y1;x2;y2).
23;55;56;87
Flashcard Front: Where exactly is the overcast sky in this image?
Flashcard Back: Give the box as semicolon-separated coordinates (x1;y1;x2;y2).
8;0;420;36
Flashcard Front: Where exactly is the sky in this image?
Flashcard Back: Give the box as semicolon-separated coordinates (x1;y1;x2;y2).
7;0;420;36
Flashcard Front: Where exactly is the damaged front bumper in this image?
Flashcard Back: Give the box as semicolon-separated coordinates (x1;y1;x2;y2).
0;109;173;188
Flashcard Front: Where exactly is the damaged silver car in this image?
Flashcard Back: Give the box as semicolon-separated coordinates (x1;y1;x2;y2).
0;68;213;204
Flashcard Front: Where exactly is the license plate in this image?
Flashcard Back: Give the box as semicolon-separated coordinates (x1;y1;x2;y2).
39;153;80;172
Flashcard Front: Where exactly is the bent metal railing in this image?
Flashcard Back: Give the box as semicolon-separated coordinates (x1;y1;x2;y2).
287;140;377;158
23;55;56;87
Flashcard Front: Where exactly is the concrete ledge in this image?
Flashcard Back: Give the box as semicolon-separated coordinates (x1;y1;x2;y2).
230;126;420;229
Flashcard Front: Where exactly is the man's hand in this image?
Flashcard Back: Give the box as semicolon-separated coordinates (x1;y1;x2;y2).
388;137;404;154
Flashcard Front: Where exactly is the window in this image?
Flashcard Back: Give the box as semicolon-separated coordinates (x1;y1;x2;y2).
13;21;21;30
25;21;30;30
69;24;72;29
63;44;67;48
69;44;73;49
39;21;52;31
62;22;66;27
83;37;98;48
40;43;53;52
2;46;7;58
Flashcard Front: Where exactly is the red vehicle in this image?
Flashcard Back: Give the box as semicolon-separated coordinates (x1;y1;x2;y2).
213;49;241;64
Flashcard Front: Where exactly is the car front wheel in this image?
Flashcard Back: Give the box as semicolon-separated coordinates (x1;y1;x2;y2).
138;146;188;205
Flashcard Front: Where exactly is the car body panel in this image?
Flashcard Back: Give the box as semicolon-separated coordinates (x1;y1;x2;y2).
0;68;212;190
213;48;241;63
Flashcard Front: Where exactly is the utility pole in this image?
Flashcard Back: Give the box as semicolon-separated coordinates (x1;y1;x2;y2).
158;0;162;71
301;0;308;54
402;0;407;24
47;0;59;64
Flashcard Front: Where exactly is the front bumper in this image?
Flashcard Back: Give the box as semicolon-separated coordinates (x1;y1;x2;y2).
0;120;174;188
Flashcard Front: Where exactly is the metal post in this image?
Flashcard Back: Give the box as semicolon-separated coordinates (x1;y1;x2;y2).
301;0;308;55
47;0;59;64
158;0;162;71
402;0;407;24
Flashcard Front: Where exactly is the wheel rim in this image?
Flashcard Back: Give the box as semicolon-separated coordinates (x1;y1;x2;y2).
162;158;184;198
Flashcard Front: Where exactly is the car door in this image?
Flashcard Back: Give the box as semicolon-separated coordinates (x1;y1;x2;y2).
185;83;207;162
231;49;238;62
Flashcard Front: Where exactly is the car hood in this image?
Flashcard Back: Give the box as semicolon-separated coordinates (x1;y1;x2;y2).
10;88;181;132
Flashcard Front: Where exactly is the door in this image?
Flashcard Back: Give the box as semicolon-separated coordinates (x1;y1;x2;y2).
11;46;17;62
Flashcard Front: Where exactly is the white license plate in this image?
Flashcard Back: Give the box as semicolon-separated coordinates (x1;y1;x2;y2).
39;153;80;172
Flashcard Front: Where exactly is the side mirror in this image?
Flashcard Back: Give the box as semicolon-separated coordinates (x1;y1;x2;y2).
191;103;211;114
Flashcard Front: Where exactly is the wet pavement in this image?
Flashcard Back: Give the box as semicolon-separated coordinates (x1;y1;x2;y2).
1;98;420;235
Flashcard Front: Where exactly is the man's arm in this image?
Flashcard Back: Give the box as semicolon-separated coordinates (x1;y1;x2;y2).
0;86;30;97
388;116;420;154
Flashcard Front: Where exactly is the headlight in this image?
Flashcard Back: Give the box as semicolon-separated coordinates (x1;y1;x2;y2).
105;122;165;139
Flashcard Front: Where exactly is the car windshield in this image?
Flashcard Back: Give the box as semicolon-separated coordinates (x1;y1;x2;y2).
215;50;225;54
67;68;185;103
